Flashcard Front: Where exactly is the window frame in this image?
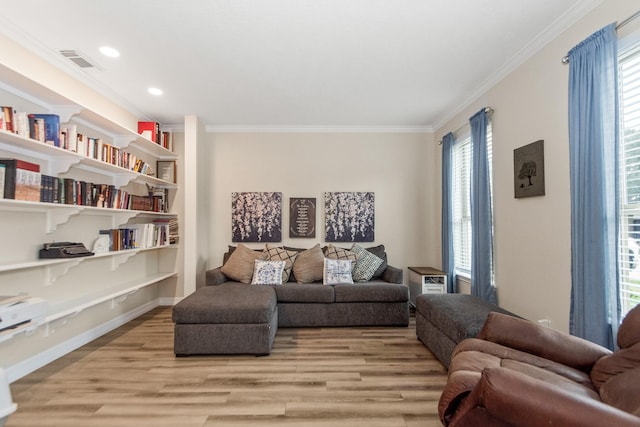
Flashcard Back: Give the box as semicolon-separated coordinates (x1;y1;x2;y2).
618;40;640;317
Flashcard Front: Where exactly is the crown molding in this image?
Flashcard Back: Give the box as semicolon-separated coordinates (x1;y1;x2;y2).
204;124;433;134
431;0;605;132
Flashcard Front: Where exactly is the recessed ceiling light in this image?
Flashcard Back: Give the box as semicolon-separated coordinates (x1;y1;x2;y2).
99;46;120;58
148;87;163;96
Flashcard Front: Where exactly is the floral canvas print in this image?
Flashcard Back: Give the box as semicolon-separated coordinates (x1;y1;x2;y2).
232;192;282;242
324;192;375;242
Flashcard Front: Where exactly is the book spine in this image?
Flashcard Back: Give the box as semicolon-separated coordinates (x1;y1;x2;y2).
1;106;15;133
0;164;5;198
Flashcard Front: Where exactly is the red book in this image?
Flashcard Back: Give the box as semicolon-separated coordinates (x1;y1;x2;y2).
138;121;160;143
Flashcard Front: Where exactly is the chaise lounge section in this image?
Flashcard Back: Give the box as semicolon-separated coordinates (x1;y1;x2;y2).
172;243;409;356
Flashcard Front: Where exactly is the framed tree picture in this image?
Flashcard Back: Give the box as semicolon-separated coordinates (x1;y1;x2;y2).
514;140;545;198
324;192;375;242
231;192;282;242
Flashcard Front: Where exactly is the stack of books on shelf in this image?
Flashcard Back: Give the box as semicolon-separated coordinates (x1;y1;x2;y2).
138;121;172;151
168;218;179;245
0;155;169;213
146;184;170;213
0;158;41;202
1;106;173;177
39;177;157;210
100;220;171;251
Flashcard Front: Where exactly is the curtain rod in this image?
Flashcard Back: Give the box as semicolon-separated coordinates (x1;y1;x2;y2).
561;10;640;64
437;107;493;145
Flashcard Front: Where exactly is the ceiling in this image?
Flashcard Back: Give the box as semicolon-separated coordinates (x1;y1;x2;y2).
0;0;599;131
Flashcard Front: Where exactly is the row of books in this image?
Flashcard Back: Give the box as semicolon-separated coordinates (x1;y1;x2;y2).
100;221;172;251
60;125;154;175
1;108;173;178
167;217;179;245
0;158;171;213
138;121;172;151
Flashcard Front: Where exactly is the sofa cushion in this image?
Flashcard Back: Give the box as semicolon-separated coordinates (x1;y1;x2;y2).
172;283;277;324
292;244;325;283
350;243;384;282
599;367;640;416
333;283;408;303
220;243;267;284
365;244;388;279
264;243;298;283
251;260;285;285
273;283;335;303
323;258;354;285
416;294;516;345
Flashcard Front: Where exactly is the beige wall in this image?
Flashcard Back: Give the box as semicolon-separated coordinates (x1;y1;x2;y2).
435;0;639;332
205;131;439;278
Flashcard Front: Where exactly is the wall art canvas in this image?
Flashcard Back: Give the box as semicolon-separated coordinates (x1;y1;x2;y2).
324;192;375;242
231;192;282;242
514;140;545;198
290;198;316;238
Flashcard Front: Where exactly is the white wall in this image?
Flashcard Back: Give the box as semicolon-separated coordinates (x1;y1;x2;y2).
435;0;639;332
205;131;439;278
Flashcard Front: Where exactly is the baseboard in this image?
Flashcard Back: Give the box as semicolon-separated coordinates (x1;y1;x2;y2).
158;296;182;306
6;299;159;383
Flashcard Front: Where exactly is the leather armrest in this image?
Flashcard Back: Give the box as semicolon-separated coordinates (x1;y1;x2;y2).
476;312;611;372
382;265;403;284
205;267;229;286
447;367;640;427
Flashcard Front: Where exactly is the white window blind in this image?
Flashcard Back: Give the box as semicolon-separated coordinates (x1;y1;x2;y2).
619;43;640;316
451;124;494;280
452;136;472;275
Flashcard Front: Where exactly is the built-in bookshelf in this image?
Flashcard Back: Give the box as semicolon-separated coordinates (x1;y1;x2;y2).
0;61;180;379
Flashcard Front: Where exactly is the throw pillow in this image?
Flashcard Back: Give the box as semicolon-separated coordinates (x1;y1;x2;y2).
251;260;286;285
324;244;357;270
366;244;388;279
323;258;354;285
264;243;298;282
350;243;384;282
292;244;325;283
220;243;267;284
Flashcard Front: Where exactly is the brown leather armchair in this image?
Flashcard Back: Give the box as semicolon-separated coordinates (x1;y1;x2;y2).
438;304;640;427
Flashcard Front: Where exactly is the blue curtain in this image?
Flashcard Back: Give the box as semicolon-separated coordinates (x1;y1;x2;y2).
568;23;619;349
470;109;497;304
441;132;456;293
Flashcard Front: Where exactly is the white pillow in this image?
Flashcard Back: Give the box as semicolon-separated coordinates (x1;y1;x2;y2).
323;258;354;285
251;260;286;285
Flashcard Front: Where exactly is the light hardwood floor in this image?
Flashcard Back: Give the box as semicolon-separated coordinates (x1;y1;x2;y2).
7;307;447;427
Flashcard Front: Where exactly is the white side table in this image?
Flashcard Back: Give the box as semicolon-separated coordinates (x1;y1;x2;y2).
408;266;448;306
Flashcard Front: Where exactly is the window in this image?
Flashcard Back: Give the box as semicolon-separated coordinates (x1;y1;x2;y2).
452;135;472;276
618;43;640;316
451;125;494;279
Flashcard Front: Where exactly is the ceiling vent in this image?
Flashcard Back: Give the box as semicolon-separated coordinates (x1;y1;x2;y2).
59;49;101;70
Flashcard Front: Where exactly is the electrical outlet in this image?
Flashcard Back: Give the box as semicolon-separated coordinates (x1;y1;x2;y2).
537;319;552;328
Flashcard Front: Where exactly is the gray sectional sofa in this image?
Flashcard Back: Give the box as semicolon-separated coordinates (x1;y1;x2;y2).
172;243;409;356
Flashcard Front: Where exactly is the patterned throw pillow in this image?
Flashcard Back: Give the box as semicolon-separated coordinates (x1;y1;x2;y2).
323;258;354;285
251;260;286;285
264;243;298;282
351;243;384;282
324;244;357;270
220;243;267;284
